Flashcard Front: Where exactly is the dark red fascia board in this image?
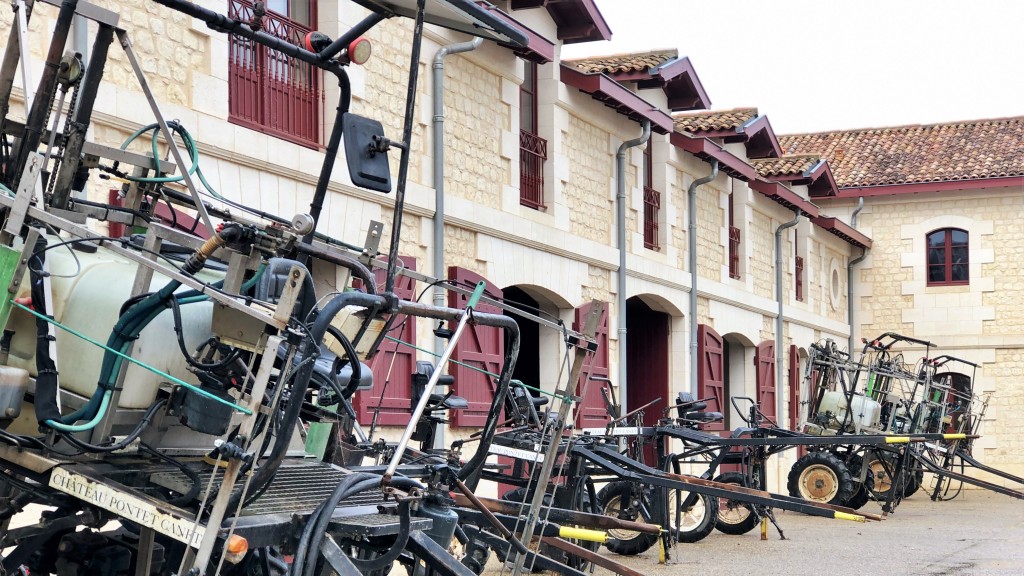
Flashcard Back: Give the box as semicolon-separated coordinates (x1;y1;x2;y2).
608;57;711;112
738;116;782;159
766;161;839;197
476;3;555;63
511;0;611;44
560;65;674;134
834;175;1024;198
748;179;820;218
669;132;757;181
810;216;872;249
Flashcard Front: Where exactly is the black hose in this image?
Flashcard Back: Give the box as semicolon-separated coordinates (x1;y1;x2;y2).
225;291;390;514
60;399;168;453
324;327;361;399
29;236;62;425
168;298;241;370
141;443;200;506
292;473;378;576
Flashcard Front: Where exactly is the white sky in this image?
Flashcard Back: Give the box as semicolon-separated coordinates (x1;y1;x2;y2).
560;0;1024;135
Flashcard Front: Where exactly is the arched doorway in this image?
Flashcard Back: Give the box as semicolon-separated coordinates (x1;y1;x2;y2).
503;286;541;394
721;332;755;430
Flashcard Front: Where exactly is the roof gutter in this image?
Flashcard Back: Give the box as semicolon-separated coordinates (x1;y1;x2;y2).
616;120;651;414
847;197;866;352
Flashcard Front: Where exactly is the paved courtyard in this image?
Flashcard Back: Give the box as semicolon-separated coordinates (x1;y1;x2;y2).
592;490;1024;576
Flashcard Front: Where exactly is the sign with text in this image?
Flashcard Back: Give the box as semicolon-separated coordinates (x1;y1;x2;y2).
48;467;206;547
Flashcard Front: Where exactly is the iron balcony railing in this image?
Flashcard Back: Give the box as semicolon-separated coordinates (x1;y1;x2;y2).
228;0;321;148
643;185;660;250
519;129;547;209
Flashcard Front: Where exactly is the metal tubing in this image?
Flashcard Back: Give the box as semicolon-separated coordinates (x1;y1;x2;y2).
148;0;347;77
432;37;482;355
615;121;650;414
775;209;800;420
687;160;719;395
0;0;34;128
51;23;113;209
303;76;351;245
383;303;474;481
316;13;386;62
847;197;866;352
385;0;426;294
6;0;77;189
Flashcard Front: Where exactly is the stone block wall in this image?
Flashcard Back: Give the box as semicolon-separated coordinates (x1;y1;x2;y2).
564;114;612;244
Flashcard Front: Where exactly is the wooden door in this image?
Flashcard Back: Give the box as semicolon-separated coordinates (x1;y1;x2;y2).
447;267;505;427
755;340;776;424
574;302;611;427
697;324;726;432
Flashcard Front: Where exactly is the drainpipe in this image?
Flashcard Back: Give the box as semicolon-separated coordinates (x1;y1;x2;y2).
432;37;482;341
431;37;481;447
775;209;801;420
847;197;866;352
615;120;650;414
687;161;719;396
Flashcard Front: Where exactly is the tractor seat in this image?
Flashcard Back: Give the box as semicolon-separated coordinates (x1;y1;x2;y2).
683;411;723;423
428;393;469;410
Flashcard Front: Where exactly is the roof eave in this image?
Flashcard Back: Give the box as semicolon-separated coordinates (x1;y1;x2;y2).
670;132;757;181
512;0;612;43
748;179;820;217
833;176;1024;198
477;3;556;63
560;65;674;134
810;216;873;249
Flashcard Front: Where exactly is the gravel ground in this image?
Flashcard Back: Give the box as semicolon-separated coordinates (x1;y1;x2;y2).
570;490;1024;576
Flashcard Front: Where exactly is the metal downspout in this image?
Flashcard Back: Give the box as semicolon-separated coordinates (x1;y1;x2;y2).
688;161;719;395
432;37;482;340
847;197;866;352
775;209;801;420
431;37;481;447
615;120;650;414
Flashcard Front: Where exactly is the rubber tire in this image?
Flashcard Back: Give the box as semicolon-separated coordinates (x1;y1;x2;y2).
597;481;657;555
670;488;718;543
843;455;873;510
713;472;759;535
787;452;855;505
903;468;924;498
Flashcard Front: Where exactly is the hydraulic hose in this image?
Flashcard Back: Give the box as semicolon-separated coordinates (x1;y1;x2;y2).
226;291;390;513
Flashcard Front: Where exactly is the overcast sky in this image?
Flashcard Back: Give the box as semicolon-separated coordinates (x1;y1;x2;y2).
560;0;1024;135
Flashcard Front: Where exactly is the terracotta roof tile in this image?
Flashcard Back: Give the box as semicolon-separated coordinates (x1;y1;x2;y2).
751;155;822;178
673;108;758;133
779;117;1024;188
564;49;678;75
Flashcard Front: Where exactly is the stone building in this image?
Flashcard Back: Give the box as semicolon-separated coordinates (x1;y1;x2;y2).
4;0;1018;488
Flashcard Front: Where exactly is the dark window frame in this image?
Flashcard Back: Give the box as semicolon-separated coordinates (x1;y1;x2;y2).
795;229;804;301
926;228;969;286
643;143;660;250
519;60;546;209
728;192;740;279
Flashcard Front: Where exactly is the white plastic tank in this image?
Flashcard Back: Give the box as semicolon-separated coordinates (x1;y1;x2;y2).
819;390;881;430
5;237;215;409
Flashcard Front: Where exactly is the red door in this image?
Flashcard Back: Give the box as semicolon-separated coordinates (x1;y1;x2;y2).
697;324;726;432
574;302;610;428
755;340;776;424
447;267;505;427
352;258;417;425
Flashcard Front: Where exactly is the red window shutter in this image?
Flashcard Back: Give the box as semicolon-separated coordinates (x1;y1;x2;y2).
447;267;504;427
574;302;610;427
352;258;417;426
755;340;776;424
789;344;807;456
697;324;726;432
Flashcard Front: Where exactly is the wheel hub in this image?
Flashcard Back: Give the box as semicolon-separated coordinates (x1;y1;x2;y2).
800;464;840;501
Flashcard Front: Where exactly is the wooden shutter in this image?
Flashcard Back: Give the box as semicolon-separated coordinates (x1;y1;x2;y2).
352;258;417;425
697;324;726;432
789;344;806;456
755;340;776;424
574;302;610;427
447;267;504;427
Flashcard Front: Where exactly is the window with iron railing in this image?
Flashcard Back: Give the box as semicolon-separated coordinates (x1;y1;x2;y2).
643;143;659;250
228;0;321;148
519;60;546;209
729;226;741;279
728;192;740;279
643;186;660;250
795;256;805;301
